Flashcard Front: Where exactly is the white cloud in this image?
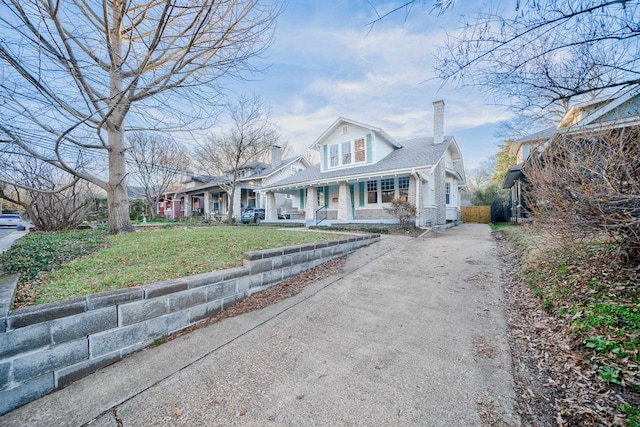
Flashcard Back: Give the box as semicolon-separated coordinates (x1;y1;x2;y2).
219;1;512;170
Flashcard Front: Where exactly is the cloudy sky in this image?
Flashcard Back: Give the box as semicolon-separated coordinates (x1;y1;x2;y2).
221;0;514;170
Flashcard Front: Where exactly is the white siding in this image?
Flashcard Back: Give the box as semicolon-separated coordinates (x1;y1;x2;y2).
318;122;395;172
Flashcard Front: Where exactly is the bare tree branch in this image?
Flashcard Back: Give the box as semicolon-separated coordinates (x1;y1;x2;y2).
0;0;280;233
434;1;640;113
126;131;191;219
193;94;279;224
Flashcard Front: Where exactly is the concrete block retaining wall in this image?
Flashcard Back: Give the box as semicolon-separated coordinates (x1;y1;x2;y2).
0;234;379;415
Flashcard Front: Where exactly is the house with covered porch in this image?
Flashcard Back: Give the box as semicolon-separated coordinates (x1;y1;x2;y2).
503;85;640;222
262;101;466;227
158;146;311;221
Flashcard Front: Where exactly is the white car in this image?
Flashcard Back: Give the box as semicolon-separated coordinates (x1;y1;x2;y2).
0;214;22;228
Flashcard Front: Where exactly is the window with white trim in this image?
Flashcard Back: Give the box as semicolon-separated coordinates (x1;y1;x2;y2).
445;182;451;204
381;178;395;203
354;138;365;162
326;138;367;168
398;176;410;201
341;142;351;165
367;180;378;204
329;145;339;167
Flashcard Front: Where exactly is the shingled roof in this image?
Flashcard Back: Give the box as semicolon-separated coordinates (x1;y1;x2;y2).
238;156;308;181
264;136;454;190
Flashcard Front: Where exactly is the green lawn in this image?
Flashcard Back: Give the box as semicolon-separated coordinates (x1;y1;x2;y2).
4;226;346;305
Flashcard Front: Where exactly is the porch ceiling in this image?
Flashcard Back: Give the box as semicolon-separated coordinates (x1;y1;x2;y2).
267;170;424;191
503;164;524;189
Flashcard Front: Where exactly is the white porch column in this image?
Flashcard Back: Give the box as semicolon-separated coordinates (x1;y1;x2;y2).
232;189;242;220
337;182;353;221
265;191;277;221
305;187;317;221
203;190;211;220
184;194;191;217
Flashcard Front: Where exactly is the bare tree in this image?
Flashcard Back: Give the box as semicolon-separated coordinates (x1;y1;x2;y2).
466;157;496;191
434;1;640;110
524;126;640;261
0;1;279;233
0;157;94;231
368;1;639;118
126;132;190;220
194;95;279;224
466;140;514;204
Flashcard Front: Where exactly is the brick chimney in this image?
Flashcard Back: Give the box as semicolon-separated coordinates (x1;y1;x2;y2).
271;145;282;166
433;100;445;145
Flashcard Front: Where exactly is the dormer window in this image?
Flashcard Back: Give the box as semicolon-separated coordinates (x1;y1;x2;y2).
354;138;365;162
326;138;367;169
341;142;351;165
329;144;339;167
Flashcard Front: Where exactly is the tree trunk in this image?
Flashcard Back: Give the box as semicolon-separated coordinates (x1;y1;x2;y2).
149;199;158;220
106;4;133;234
107;130;134;233
227;184;236;225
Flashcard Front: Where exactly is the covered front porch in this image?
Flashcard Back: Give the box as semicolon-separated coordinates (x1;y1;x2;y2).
263;173;434;226
159;186;260;221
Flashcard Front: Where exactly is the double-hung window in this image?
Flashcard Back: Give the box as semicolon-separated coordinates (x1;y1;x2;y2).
445;182;451;204
398;176;410;201
354;139;365;163
367;180;378;204
326;137;367;168
329;145;339;167
381;178;395;203
341;142;351;165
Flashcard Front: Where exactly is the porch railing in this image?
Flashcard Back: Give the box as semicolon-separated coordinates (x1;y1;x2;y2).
315;205;327;226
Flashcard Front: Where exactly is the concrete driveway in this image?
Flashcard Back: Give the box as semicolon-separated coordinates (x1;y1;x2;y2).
1;224;519;426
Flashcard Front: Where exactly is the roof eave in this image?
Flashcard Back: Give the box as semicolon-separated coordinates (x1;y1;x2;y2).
263;165;435;192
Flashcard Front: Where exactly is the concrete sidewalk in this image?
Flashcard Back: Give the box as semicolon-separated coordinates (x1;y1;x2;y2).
0;230;28;254
1;224;519;426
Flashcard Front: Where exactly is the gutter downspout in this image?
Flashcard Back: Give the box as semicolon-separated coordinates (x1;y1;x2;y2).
411;169;421;227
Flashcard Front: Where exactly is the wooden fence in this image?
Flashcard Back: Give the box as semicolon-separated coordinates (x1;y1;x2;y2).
461;206;491;223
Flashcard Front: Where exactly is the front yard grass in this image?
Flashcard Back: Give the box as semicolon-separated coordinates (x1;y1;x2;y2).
2;226;346;307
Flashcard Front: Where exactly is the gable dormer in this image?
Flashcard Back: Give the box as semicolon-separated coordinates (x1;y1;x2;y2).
311;118;401;173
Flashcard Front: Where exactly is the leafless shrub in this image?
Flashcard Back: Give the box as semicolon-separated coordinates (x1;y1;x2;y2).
384;198;417;228
0;157;94;231
524;126;640;262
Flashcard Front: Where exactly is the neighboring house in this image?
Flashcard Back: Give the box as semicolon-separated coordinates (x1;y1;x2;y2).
157;175;218;219
158;147;312;221
261;100;466;227
503;85;640;221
